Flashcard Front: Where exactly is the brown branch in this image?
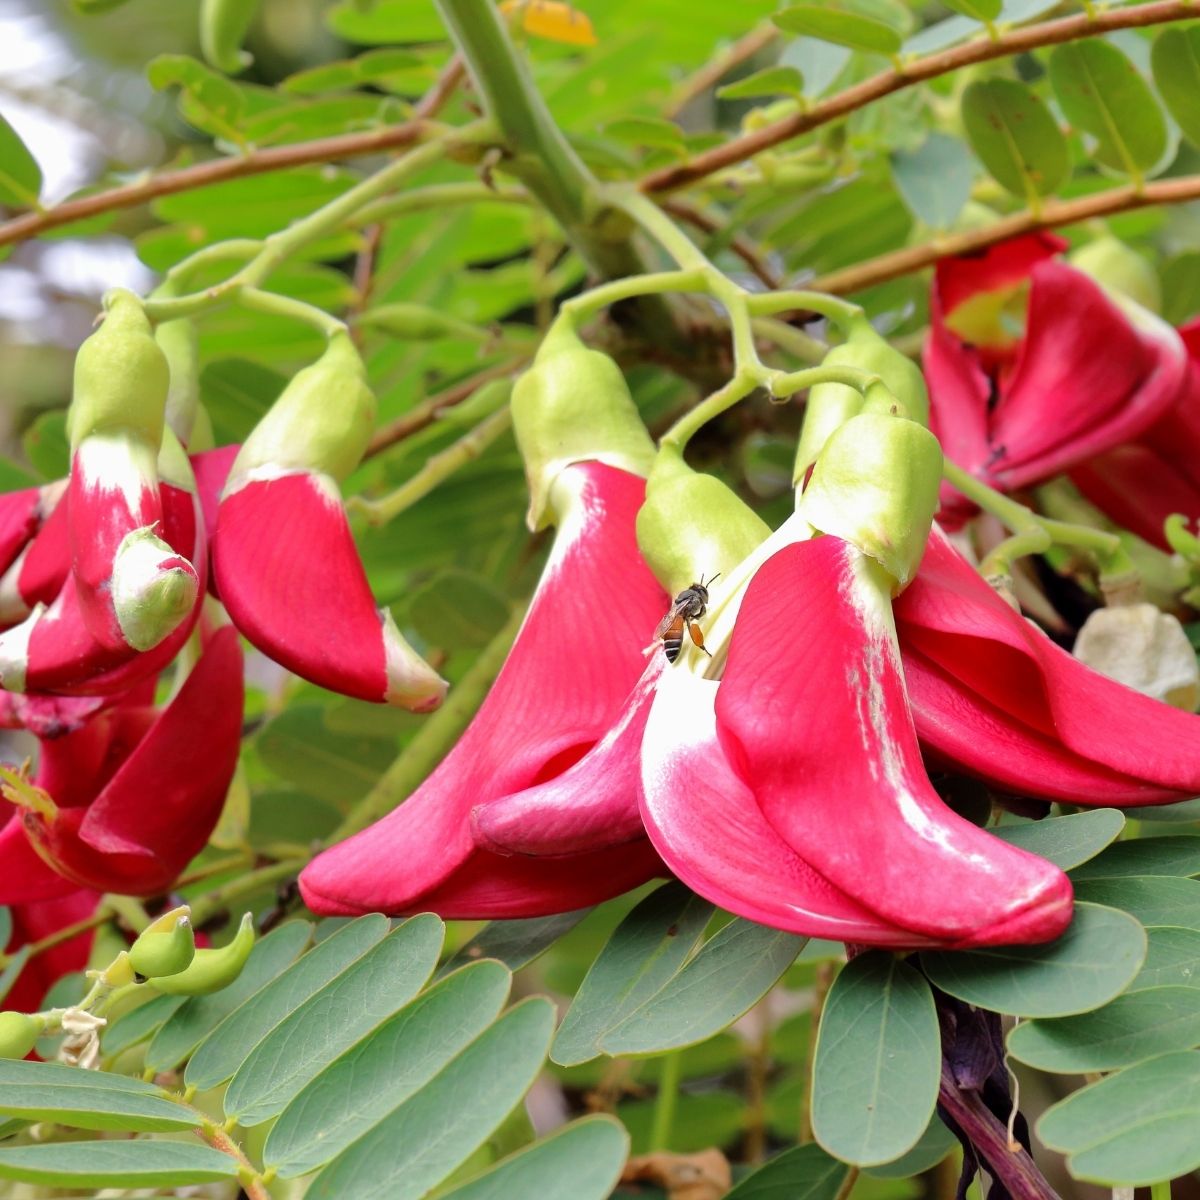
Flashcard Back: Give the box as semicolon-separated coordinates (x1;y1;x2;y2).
641;0;1199;194
661;197;781;289
365;358;525;458
663;21;779;119
809;174;1200;295
0;55;465;251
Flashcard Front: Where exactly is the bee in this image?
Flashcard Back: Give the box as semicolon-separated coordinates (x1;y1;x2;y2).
654;574;719;663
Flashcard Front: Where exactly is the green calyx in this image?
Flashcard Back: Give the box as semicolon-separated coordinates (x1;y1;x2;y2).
228;331;376;490
156;317;202;445
69;289;170;451
1069;235;1161;314
512;321;655;530
0;1012;46;1059
837;317;929;425
149;912;255;996
636;449;771;597
798;409;942;590
128;905;196;980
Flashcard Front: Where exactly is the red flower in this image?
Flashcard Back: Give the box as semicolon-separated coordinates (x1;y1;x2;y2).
1;890;98;1015
895;528;1200;804
0;624;243;898
1070;318;1200;549
299;462;668;918
926;234;1189;520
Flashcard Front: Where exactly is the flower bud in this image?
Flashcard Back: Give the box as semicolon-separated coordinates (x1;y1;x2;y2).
357;303;488;342
226;331;375;491
512;323;655;530
636;450;770;597
200;0;260;74
149;912;255;995
109;526;199;652
70;290;169;450
128;906;196;980
798;410;942;590
0;1012;45;1059
793;381;864;486
837;317;929;425
156;317;202;445
1069;236;1161;315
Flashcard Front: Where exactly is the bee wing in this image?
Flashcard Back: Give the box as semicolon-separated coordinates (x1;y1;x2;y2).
654;603;683;641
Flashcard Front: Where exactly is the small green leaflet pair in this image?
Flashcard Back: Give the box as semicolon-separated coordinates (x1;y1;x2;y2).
0;913;624;1200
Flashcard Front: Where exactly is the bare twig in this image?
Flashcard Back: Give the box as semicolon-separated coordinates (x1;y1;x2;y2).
641;0;1199;193
662;197;782;289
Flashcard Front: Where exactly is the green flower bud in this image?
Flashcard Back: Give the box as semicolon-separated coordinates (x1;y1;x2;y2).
636;450;771;597
793;381;865;486
227;332;375;490
357;303;489;343
0;1012;45;1059
512;323;655;530
128;906;195;981
835;317;929;427
1069;236;1161;315
156;317;202;445
70;290;170;451
200;0;261;74
150;912;255;996
798;410;942;590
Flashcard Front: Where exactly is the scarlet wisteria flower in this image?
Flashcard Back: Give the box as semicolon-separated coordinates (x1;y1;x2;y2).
0;624;243;898
926;234;1189;520
1069;318;1200;550
212;333;446;710
1;890;97;1015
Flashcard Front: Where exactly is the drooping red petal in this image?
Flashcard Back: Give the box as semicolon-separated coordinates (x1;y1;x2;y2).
0;692;106;737
988;262;1187;486
895;529;1200;802
0;814;79;905
190;444;239;544
471;657;663;856
2;890;97;1014
935;232;1067;316
2;493;70;624
23;626;243;894
640;667;931;947
715;536;1072;947
300;462;668;916
0;486;47;579
214;471;444;709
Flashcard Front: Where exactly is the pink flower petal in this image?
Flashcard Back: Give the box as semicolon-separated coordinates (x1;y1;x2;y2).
2;890;97;1014
0;486;47;579
715;536;1072;946
214;472;445;709
0;814;78;905
935;232;1066;316
300;462;668;916
895;530;1200;801
640;667;930;947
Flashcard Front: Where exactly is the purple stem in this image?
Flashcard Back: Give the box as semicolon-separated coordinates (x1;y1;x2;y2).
937;1063;1061;1200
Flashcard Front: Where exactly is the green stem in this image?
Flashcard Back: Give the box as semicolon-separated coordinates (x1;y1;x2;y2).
350;407;513;526
1150;1180;1172;1200
650;1050;683;1151
189;859;305;927
353;181;531;225
333;604;526;839
559;269;708;325
744;288;864;331
751;316;827;363
238;287;347;337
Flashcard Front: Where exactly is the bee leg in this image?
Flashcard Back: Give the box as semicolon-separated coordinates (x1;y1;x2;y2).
688;620;713;658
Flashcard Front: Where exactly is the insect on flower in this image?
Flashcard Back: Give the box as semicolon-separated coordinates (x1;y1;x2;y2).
654;574;719;663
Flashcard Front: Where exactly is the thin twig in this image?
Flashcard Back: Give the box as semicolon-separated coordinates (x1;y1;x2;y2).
808;174;1200;295
0;54;465;251
663;21;779;118
641;0;1199;193
349;222;385;347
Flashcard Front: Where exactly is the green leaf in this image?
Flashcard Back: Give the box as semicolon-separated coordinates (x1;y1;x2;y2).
1131;926;1200;991
604;117;687;152
1007;986;1200;1072
225;914;443;1126
146;54;247;143
1163;252;1200;327
102;994;186;1057
890;132;974;228
306;998;555;1200
1072;836;1200;880
1037;1051;1200;1185
266;959;511;1176
185;915;388;1090
1072;876;1200;928
960;78;1068;201
811;952;940;1167
146;920;311;1071
919;903;1146;1018
717;66;805;101
725;1142;850;1200
553;883;714;1066
0;907;10;950
325;0;447;44
22;409;70;482
439;910;590;979
0;947;30;1006
774;5;902;56
619;1089;745;1155
407;570;511;651
0;1140;236;1188
1048;41;1168;176
0;1060;197;1132
439;1117;629;1200
865;1117;957;1179
600;921;805;1056
199;358;285;444
1151;27;1200;150
0;114;42;208
989;810;1125;869
940;0;1000;21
